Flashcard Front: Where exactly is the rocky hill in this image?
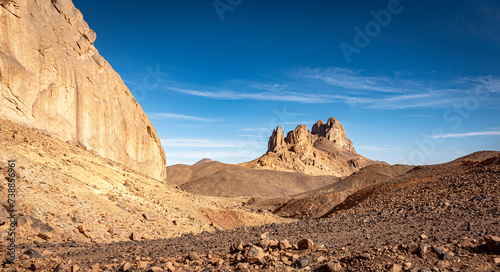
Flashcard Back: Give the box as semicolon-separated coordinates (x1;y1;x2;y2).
166;161;338;197
242;117;379;176
0;0;166;180
0;119;285;246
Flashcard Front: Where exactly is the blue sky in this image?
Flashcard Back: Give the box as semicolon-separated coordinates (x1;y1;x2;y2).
73;0;500;166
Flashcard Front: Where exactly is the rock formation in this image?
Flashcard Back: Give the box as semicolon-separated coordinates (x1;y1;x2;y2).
0;0;166;179
243;117;378;176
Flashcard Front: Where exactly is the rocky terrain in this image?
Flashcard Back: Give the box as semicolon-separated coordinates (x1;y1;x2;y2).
0;119;286;247
1;151;498;271
242;118;379;177
0;0;166;180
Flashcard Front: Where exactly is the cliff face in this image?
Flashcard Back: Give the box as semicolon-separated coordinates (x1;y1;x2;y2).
0;0;166;180
244;117;380;177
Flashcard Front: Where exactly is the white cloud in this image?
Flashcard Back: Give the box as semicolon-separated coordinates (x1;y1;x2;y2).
430;131;500;139
148;113;215;122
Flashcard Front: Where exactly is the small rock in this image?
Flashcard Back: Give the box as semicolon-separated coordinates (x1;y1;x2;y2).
279;239;292;250
403;262;413;270
269;239;279;247
143;212;157;221
120;262;132;272
420;234;428;240
387;263;402;272
0;206;9;224
91;264;100;272
230;239;244;252
484;235;500;254
317;256;326;263
325;261;343;272
235;262;250;271
436;260;450;269
359;252;370;259
297;238;314;250
72;265;80;272
147;267;162;272
188;252;199;261
407;243;419;254
493;257;500;265
245;245;265;263
260;232;269;239
296;257;308;269
258;238;270;248
23;249;41;258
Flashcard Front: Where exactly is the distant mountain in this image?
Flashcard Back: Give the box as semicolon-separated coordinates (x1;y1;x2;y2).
241;117;382;177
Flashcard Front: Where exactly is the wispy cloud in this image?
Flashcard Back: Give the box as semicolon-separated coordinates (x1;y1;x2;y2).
429;131;500;139
239;128;270;132
148;113;216;122
297;67;416;93
161;139;241;148
163;69;500;110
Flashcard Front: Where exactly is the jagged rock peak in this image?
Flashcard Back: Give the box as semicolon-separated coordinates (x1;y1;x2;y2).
268;126;286;153
312;117;354;152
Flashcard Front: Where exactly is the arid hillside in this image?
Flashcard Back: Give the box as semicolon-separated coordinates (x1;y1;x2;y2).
0;119;287;247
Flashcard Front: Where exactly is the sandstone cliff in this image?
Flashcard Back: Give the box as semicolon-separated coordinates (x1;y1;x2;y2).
242;117;380;176
0;0;166;179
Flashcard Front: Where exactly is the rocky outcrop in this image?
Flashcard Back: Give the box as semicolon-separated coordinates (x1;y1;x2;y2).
0;0;166;179
312;117;354;152
242;117;378;176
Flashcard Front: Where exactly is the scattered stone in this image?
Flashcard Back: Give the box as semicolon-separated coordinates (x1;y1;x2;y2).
420;234;428;240
359;252;370;259
234;262;250;271
407;243;419;254
71;265;80;272
188;252;199;261
120;262;132;271
484;235;500;254
493;257;500;265
436;260;450;270
23;249;41;258
387;263;402;272
297;238;314;250
295;257;309;269
279;239;292;250
258;238;270;248
269;239;279;247
260;232;269;239
147;267;162;272
317;256;326;263
245;245;265;263
403;262;413;270
143;212;157;221
325;261;343;272
90;263;100;272
231;239;244;252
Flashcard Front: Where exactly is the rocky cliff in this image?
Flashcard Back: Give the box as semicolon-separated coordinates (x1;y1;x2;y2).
242;117;379;176
0;0;166;180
